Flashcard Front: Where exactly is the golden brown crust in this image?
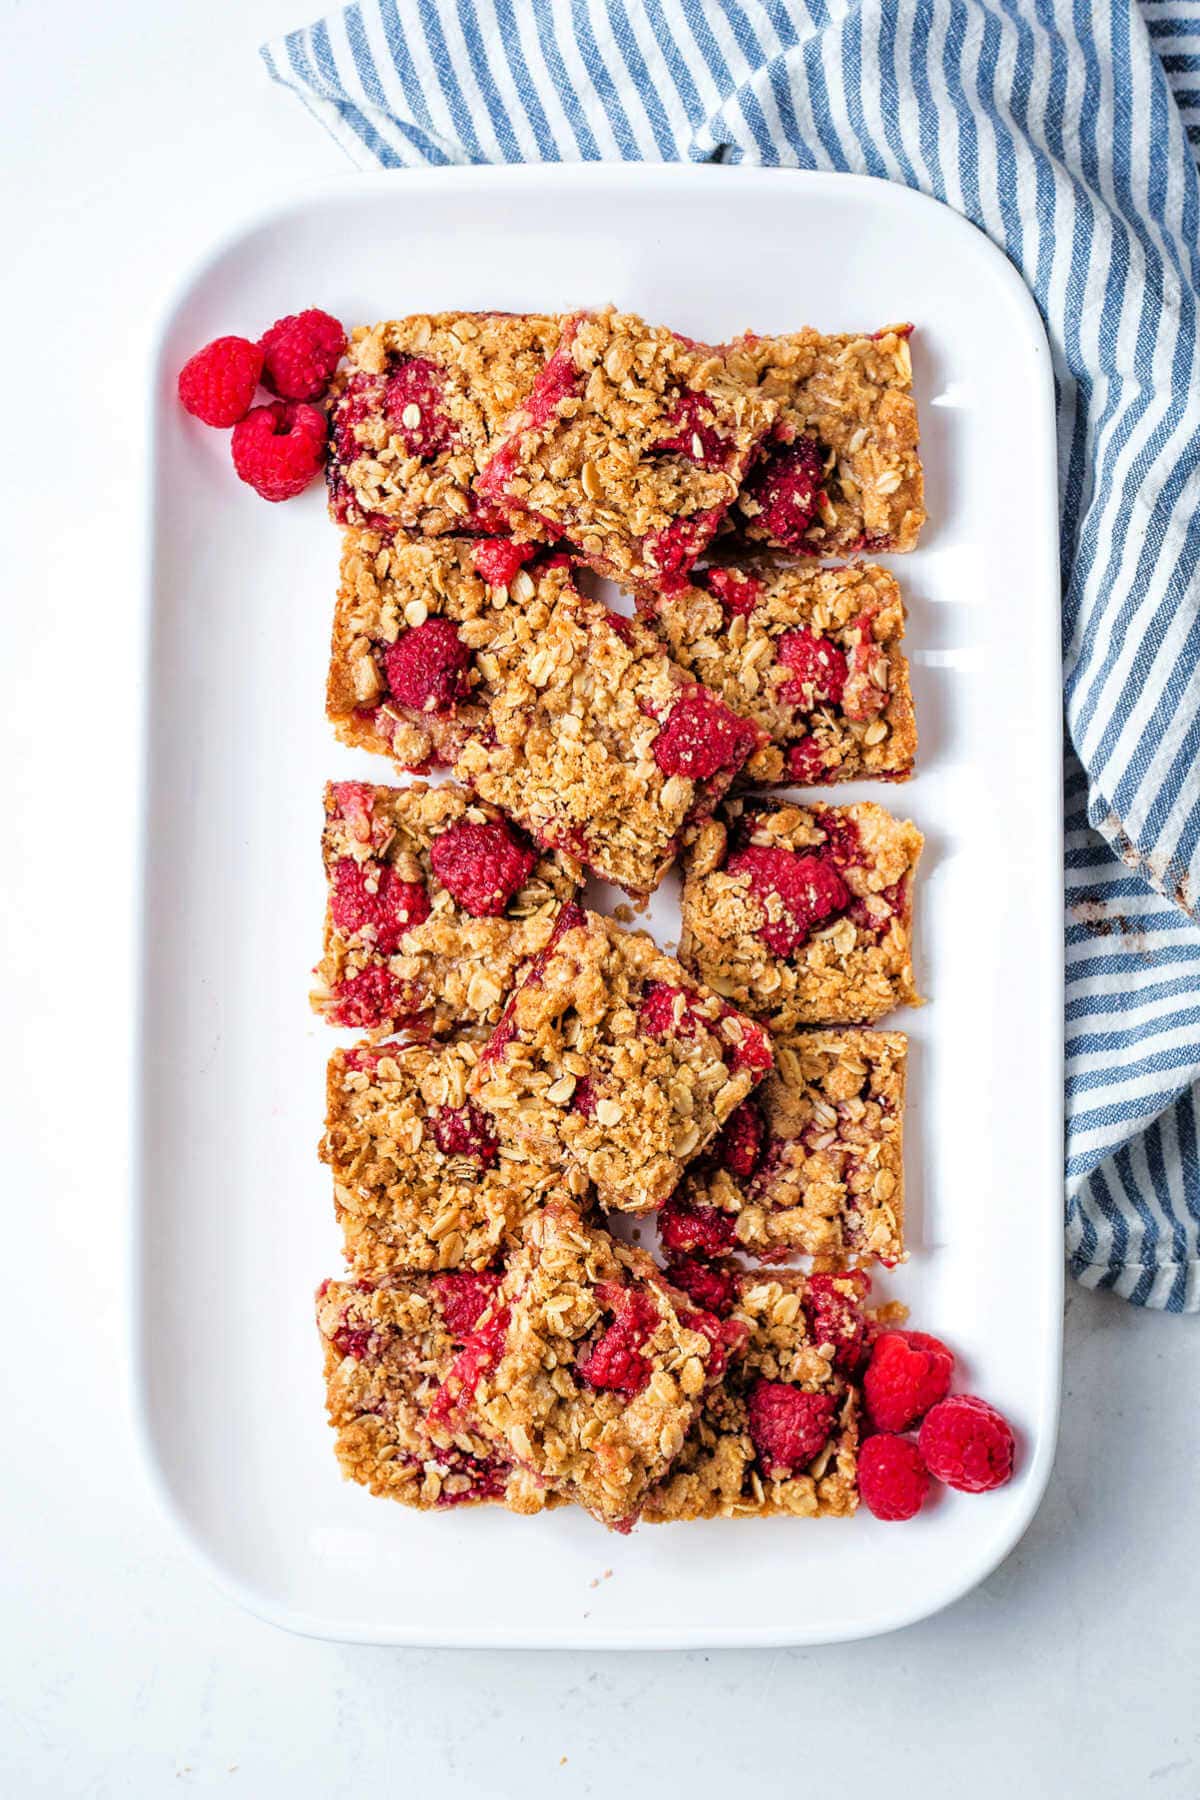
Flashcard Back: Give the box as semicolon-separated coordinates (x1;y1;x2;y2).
468;906;774;1212
679;798;923;1028
647;558;916;786
727;324;925;555
680;1028;907;1264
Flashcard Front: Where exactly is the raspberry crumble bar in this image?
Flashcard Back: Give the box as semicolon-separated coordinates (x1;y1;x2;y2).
661;1029;907;1265
322;1039;569;1276
475;309;778;594
725;325;924;558
645;558;916;787
679;797;923;1028
645;1269;866;1522
314;779;574;1035
469;903;774;1212
326;312;563;535
317;1270;554;1513
328;533;763;895
432;1205;743;1529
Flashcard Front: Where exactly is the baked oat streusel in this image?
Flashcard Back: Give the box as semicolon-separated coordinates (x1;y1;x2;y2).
645;558;916;787
679;796;923;1028
475;308;778;593
313;779;574;1036
469;903;774;1212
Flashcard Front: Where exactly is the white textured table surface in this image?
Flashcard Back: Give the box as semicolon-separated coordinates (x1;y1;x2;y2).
1;4;1197;1794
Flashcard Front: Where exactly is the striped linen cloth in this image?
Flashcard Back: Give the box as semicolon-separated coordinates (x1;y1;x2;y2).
262;0;1200;1311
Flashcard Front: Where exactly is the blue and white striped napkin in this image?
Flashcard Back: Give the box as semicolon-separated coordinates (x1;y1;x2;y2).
263;0;1200;1311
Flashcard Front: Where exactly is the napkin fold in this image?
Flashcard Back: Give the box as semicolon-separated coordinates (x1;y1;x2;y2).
263;0;1200;1310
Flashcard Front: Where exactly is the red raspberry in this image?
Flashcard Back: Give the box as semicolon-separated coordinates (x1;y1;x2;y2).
231;401;327;501
703;567;762;618
818;813;865;869
654;390;730;469
864;1330;954;1432
431;1103;499;1168
725;843;849;958
742;435;826;552
430;1305;512;1429
178;335;263;427
679;1308;744;1383
328;964;408;1030
329;857;430;955
664;1255;737;1315
726;1013;774;1076
639;979;703;1039
330;1315;374;1360
577;1287;661;1396
432;1271;500;1336
747;1380;837;1476
777;628;848;706
384;618;472;714
429;819;535;917
802;1271;870;1374
642;506;724;593
658;1198;736;1258
573;1077;599;1116
258;308;346;401
471;537;539;587
919;1395;1016;1493
786;737;832;785
714;1100;765;1179
384;356;454;456
653;685;760;781
858;1433;930;1521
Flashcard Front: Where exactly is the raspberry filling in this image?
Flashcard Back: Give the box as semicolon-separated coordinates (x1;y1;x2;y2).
330;857;431;955
658;1198;737;1258
329;964;409;1030
523;331;585;427
431;1102;499;1168
680;1308;745;1383
747;1380;838;1476
330;371;388;480
470;537;539;587
777;628;848;708
573;1077;599;1116
741;435;827;552
801;1272;870;1374
383;617;472;714
725;843;849;958
703;567;763;619
849;877;907;936
653;390;731;469
664;1254;737;1315
433;1270;501;1336
842;607;888;721
714;1099;765;1179
430;1304;512;1428
639;979;704;1039
329;780;377;842
785;737;832;785
577;1285;662;1396
384;356;455;457
816;812;866;869
429;818;536;916
653;686;760;781
642;507;725;593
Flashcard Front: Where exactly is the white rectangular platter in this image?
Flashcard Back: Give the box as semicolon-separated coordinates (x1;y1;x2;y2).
136;165;1063;1648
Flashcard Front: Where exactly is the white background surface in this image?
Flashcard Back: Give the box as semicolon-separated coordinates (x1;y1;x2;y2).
1;0;1196;1793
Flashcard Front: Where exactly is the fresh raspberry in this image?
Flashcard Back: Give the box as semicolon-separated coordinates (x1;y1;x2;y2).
431;1103;499;1168
383;618;472;714
654;390;730;468
429;819;535;917
703;567;762;618
802;1272;870;1374
658;1198;736;1258
747;1381;837;1476
725;843;849;958
577;1287;661;1396
919;1395;1016;1493
384;356;454;457
642;507;725;593
328;964;408;1030
742;435;826;551
777;628;848;706
665;1254;737;1315
329;857;430;955
639;980;703;1039
432;1271;500;1336
258;308;346;401
858;1433;930;1521
714;1100;765;1179
786;737;832;785
177;335;263;427
231;401;327;501
864;1330;955;1432
653;685;760;780
471;537;539;588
